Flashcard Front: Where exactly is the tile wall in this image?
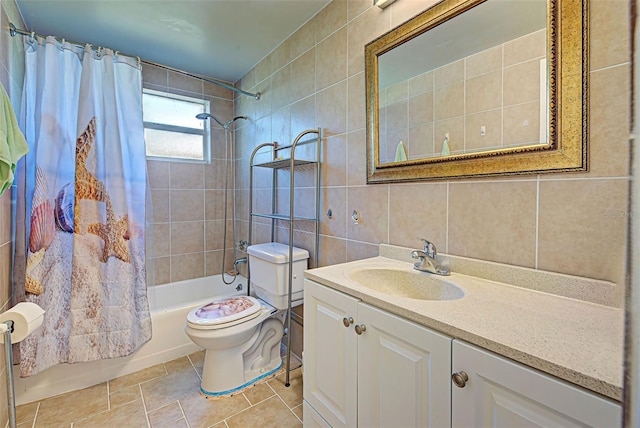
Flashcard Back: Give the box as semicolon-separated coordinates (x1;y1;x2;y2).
143;64;238;285
379;29;546;161
233;0;630;297
0;0;26;425
0;0;629;417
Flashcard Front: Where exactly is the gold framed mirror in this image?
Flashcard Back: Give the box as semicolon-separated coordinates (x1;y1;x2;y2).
365;0;586;183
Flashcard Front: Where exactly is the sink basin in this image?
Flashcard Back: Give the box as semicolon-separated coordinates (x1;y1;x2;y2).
346;268;464;301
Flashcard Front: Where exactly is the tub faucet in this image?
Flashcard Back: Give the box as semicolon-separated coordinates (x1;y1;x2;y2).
410;238;450;276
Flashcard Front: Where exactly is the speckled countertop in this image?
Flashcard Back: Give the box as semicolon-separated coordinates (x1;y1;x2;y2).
304;247;624;402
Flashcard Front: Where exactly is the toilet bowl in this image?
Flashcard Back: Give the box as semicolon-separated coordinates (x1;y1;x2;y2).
185;243;309;397
185;296;284;396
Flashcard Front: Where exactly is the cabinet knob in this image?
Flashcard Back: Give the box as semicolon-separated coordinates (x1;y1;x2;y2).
342;317;354;327
355;324;367;335
452;371;469;388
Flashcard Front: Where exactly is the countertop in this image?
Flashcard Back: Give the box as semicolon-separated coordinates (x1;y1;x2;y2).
304;254;624;402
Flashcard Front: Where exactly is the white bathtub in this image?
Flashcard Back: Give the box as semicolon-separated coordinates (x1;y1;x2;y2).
14;275;246;405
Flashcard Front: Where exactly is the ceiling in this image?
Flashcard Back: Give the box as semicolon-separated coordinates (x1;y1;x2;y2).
15;0;331;84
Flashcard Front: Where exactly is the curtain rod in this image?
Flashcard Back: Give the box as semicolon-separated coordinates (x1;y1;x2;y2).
8;23;261;100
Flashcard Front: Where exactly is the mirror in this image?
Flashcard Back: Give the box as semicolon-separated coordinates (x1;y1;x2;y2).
365;0;587;182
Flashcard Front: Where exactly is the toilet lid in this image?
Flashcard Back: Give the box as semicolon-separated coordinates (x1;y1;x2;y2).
187;296;262;327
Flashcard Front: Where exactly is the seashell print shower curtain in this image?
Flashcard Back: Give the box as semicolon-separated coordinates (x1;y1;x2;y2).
14;36;151;376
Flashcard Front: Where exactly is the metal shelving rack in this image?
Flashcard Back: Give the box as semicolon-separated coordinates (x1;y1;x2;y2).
247;128;321;387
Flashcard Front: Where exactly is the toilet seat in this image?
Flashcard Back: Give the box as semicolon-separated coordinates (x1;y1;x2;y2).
187;296;275;330
188;296;261;327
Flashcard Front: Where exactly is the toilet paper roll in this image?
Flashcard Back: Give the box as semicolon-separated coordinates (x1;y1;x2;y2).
0;302;45;344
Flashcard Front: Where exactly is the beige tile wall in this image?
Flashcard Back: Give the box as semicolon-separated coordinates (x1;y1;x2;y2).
233;0;630;296
142;64;238;285
379;29;546;161
0;0;26;425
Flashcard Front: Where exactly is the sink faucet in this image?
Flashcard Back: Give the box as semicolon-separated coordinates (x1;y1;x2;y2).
410;238;450;276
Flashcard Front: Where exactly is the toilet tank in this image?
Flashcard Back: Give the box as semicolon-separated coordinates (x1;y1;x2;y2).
247;243;309;310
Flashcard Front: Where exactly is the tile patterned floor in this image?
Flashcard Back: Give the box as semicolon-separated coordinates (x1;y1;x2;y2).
15;350;304;428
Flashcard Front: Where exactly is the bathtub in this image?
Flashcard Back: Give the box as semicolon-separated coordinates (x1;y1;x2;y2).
14;275;246;405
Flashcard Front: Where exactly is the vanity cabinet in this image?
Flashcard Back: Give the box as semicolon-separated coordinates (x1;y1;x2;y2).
303;279;451;428
303;279;359;427
452;341;621;427
304;279;622;428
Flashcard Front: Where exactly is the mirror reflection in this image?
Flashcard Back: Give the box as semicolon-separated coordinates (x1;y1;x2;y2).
377;0;547;164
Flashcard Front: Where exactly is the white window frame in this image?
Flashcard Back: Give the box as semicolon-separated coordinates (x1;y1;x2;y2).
143;88;211;163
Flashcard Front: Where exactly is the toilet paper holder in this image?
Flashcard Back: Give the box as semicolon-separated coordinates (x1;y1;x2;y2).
0;302;45;428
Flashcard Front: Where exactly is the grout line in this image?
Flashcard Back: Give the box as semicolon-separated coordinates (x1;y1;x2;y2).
590;61;631;74
138;383;152;428
168;167;173;282
291;403;303;424
535;176;540;269
244;386;276;408
106;381;111;410
187;353;203;381
463;57;467;152
445;181;450;253
501;43;504;148
222;395;257;422
176;400;190;428
265;382;277;397
269;386;294;411
31;402;40;428
203;183;207;257
387;185;390;244
503;55;547;71
243;393;260;408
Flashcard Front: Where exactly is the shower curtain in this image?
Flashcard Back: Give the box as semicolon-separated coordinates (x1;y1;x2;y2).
15;36;151;377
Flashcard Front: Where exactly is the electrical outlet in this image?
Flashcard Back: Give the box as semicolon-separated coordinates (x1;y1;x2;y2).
480;125;486;136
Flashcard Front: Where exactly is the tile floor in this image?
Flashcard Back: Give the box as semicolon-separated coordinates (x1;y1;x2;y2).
15;350;304;428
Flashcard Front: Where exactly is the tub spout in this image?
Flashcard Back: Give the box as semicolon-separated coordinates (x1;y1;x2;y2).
234;257;247;267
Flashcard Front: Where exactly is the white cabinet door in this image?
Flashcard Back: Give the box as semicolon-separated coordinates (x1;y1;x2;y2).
303;400;332;428
452;340;621;428
303;280;359;428
357;303;452;428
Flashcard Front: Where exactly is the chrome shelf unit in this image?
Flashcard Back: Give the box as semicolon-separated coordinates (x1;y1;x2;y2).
247;128;321;387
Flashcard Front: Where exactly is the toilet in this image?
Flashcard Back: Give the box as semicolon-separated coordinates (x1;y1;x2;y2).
185;242;309;398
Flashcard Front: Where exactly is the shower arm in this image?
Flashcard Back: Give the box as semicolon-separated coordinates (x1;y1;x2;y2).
196;113;248;130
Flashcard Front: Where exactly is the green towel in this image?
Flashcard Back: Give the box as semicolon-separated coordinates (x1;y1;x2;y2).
0;82;28;195
394;140;407;162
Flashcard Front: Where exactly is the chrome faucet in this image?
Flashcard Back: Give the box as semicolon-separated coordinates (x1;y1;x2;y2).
410;238;450;276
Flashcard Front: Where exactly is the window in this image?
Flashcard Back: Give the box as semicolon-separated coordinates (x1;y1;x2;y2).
143;89;210;162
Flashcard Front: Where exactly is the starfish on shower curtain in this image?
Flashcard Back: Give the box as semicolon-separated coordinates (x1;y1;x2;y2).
88;198;131;263
75;116;131;264
74;117;107;235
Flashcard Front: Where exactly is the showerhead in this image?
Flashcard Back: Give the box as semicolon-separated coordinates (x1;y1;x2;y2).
195;112;226;128
195;113;248;129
